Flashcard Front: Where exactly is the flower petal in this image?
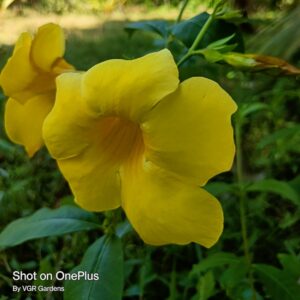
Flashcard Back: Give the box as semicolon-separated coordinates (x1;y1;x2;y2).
13;31;32;54
56;149;121;212
4;93;54;157
43;73;121;211
0;32;38;103
121;161;223;247
43;73;95;160
142;77;237;186
31;23;65;72
51;57;75;74
82;49;179;122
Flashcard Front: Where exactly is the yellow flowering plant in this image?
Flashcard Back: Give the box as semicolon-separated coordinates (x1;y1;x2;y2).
1;1;300;299
43;49;237;247
0;23;74;157
0;1;255;299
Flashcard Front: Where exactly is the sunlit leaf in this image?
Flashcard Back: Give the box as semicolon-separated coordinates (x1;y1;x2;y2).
222;52;257;68
216;9;244;24
206;34;236;49
200;48;226;63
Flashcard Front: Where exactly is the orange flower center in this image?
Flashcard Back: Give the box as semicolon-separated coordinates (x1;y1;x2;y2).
96;116;145;165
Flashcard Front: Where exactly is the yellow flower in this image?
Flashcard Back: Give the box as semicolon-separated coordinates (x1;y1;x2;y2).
43;49;237;247
0;23;74;157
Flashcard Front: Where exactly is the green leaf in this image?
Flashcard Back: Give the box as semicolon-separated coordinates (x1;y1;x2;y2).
199;49;224;63
277;254;300;279
220;261;247;290
64;235;124;300
34;256;56;299
239;103;269;119
289;175;300;197
0;205;100;250
247;179;300;206
124;285;140;297
171;12;244;51
218;261;264;300
279;211;300;229
284;238;300;255
190;252;240;276
257;125;300;149
198;271;215;300
0;139;17;158
254;264;300;300
204;182;233;197
206;34;236;49
125;20;168;38
116;220;132;238
216;9;244;24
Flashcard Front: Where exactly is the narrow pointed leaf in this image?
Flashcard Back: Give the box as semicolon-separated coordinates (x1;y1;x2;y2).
207;34;236;49
247;179;299;206
190;252;240;276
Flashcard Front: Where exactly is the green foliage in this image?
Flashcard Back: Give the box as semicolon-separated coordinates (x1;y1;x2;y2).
0;206;101;250
247;179;299;206
197;271;215;300
125;10;245;63
190;252;241;273
125;20;169;39
278;253;300;279
171;12;244;51
64;235;124;300
254;264;300;300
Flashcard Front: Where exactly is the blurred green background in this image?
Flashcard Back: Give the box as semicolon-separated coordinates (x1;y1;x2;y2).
0;0;299;299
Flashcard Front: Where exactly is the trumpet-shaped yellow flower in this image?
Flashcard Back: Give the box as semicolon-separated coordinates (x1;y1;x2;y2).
43;49;237;247
0;23;74;157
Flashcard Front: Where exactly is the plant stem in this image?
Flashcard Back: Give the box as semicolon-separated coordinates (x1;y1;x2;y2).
176;0;190;24
177;1;221;67
235;118;257;300
189;15;213;51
